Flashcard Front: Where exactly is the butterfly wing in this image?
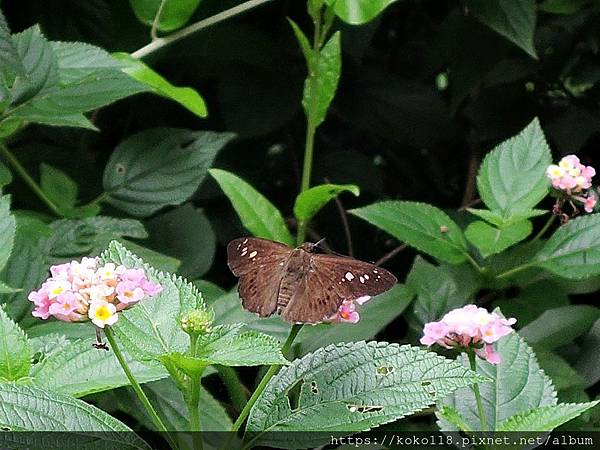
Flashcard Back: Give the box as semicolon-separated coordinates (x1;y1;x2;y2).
281;253;397;324
227;237;291;317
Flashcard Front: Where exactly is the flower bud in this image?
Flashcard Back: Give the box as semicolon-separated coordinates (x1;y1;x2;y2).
180;308;214;335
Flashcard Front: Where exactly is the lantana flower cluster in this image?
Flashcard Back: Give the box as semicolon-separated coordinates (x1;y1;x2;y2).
547;155;597;214
28;257;162;328
420;305;516;365
327;296;371;324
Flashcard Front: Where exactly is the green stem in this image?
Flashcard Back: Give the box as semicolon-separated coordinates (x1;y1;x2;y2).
217;365;249;412
532;214;557;241
495;262;534;280
464;252;484;274
468;350;488;431
0;142;62;216
220;324;302;450
104;328;178;450
150;0;167;41
132;0;276;59
187;334;203;450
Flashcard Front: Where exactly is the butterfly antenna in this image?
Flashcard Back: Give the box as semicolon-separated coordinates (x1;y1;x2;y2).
314;237;327;248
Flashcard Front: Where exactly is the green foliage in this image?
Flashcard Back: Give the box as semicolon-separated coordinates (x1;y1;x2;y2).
129;0;201;32
476;118;552;221
519;305;600;350
465;0;538;58
497;402;599;431
351;201;468;264
0;195;15;272
302;31;341;128
293;183;359;223
100;241;203;361
465;219;532;257
439;332;557;431
0;383;149;444
534;214;600;279
103;128;234;217
146;203;215;278
0;306;31;380
325;0;399;24
209;168;294;246
113;52;207;118
247;341;487;448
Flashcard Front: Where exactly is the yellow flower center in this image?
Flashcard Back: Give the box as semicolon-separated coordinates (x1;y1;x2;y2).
94;305;112;321
51;287;64;296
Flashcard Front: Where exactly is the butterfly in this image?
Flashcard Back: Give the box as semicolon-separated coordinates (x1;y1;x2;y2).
227;237;397;324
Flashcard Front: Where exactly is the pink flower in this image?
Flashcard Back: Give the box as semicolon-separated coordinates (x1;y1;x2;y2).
548;155;596;194
337;300;360;323
420;305;516;365
585;193;597;213
116;280;145;304
29;256;162;327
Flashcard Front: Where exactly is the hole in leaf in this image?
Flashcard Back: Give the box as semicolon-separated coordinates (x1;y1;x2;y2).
286;378;304;411
347;404;384;413
421;380;432;386
1;426;10;431
376;365;394;376
310;381;319;394
115;163;126;175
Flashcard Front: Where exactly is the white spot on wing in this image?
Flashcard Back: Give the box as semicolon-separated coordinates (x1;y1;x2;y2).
364;274;369;280
359;276;365;283
345;272;354;281
356;295;371;305
249;251;257;258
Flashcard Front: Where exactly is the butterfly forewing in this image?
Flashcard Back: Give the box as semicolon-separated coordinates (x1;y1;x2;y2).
227;237;292;317
310;254;397;303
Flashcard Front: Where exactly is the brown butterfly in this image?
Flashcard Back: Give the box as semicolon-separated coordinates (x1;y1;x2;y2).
227;237;397;324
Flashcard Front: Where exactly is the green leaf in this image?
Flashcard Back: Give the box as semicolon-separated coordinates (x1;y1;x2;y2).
468;208;547;228
438;332;557;431
0;383;150;448
436;405;472;432
104;128;234;217
406;257;469;329
303;31;341;128
46;216;148;262
350;201;468;264
325;0;399;25
492;281;569;326
539;0;593;15
0;215;50;324
296;284;413;355
0;306;31;380
465;219;532;257
30;336;167;398
100;241;204;361
0;195;16;272
40;163;78;210
162;324;287;374
294;183;359;224
536;351;585;391
51;41;124;84
129;0;201;32
288;19;312;65
575;318;600;389
119;239;181;274
146;203;215;279
0;280;18;294
476;118;552;219
0;161;12;188
0;10;23;87
113;52;207;118
465;0;538;58
534;214;600;279
497;402;600;431
247;341;487;447
209;169;294;246
10;25;58;103
519;305;600;350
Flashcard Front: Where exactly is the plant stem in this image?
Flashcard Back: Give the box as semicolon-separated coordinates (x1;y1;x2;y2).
132;0;276;59
468;350;489;431
464;252;484;274
495;262;534;280
187;334;203;450
532;214;557;241
150;0;167;41
0;142;62;216
104;328;178;450
217;365;249;412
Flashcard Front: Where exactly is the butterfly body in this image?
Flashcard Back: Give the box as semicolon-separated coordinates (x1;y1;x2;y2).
227;237;397;324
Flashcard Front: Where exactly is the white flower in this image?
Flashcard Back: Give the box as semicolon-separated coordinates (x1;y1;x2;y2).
88;300;118;328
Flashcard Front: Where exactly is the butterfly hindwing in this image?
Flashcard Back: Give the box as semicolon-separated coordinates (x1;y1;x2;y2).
310;254;397;303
